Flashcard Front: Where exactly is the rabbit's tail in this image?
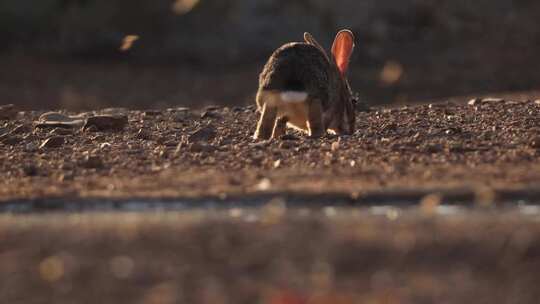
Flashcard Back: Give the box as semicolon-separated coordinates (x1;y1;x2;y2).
262;90;308;107
280;91;308;103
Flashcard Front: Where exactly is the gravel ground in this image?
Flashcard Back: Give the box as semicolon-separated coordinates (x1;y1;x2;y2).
1;96;539;206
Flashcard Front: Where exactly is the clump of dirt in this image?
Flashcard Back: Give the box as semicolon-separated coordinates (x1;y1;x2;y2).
0;96;539;204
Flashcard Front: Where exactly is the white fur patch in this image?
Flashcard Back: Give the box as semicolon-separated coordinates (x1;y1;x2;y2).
280;91;308;103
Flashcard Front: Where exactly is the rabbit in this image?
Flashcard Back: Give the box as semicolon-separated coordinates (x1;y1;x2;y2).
253;29;357;140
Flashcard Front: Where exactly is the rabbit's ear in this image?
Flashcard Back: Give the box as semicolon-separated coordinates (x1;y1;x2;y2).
304;32;330;62
331;30;355;75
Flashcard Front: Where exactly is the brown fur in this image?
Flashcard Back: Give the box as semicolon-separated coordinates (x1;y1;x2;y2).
254;30;356;140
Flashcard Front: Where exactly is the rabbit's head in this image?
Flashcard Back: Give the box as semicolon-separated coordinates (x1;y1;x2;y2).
304;30;356;135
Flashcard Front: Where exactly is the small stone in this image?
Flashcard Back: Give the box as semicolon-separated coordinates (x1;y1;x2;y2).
34;120;84;129
173;112;191;122
530;137;540;149
534;100;540;105
188;125;217;143
39;136;65;149
84;125;99;132
58;172;74;182
80;155;104;169
84;115;128;132
482;97;504;103
279;141;295;149
200;111;221;119
100;108;129;116
189;142;216;153
136;128;151;140
331;141;340;152
204;105;220;112
250;141;271;149
11;125;32;134
467;98;479;106
100;143;112;150
143;110;161;116
163;140;178;147
256;178;272;191
0;104;16;120
424;144;442;153
280;134;300;141
1;135;22;145
39;112;72;122
36;112;84;129
49;128;73;136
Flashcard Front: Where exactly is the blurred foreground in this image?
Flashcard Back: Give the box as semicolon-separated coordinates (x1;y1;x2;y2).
2;210;540;304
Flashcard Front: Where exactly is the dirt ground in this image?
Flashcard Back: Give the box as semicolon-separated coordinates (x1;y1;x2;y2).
1;95;539;204
1;95;540;303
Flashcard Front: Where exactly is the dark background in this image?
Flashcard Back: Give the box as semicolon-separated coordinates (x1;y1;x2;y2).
2;0;540;110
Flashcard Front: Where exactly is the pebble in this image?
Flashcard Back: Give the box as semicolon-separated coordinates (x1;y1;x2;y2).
80;155;104;169
84;115;128;131
143;110;161;116
1;135;22;145
11;125;32;134
39;136;65;149
530;137;540;149
200;111;221;119
189;142;216;153
280;134;300;141
188;125;217;143
136;128;152;140
279;141;295;149
100;108;129;116
39;112;72;122
467;98;479;106
36;112;84;129
49;128;73;136
482;97;504;103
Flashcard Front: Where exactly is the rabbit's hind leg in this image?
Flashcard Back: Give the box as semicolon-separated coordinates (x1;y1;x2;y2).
254;102;278;140
307;99;325;138
272;116;288;139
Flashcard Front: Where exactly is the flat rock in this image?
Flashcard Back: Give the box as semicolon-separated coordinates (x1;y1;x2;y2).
100;108;129;116
84;115;128;132
79;155;104;169
1;135;23;145
188;125;217;143
189;142;216;153
39;112;73;122
36;112;85;129
39;136;65;149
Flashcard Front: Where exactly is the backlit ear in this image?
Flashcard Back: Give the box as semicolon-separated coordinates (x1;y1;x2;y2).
331;30;355;75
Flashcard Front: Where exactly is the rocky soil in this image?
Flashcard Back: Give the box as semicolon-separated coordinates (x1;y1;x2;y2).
1;96;539;207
